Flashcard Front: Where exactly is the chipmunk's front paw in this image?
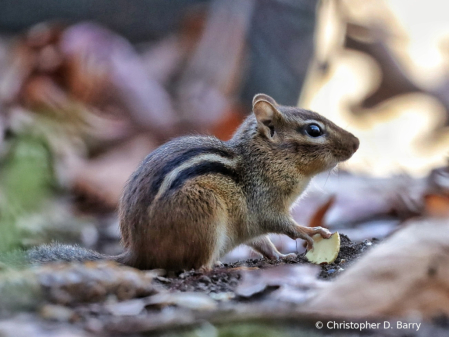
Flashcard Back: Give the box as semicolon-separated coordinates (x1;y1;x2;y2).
312;226;331;239
302;227;332;250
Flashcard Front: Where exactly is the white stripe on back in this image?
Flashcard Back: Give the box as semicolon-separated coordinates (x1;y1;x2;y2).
154;153;237;200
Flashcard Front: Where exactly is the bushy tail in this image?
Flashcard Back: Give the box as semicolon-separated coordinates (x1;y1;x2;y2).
26;244;106;264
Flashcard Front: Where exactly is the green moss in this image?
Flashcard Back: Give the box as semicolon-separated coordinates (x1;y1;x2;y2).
0;268;43;312
0;132;55;253
217;323;320;337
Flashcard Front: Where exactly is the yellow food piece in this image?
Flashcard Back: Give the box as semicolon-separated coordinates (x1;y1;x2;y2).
305;232;340;264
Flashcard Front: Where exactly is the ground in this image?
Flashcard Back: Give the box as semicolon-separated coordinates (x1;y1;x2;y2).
160;234;375;294
2;234;449;337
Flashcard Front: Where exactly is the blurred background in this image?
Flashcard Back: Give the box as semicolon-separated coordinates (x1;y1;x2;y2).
0;0;448;261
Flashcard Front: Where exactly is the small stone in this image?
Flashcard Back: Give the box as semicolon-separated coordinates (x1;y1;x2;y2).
106;299;145;316
85;318;104;333
199;276;211;284
209;292;235;301
179;272;188;279
196;283;208;291
40;304;75;322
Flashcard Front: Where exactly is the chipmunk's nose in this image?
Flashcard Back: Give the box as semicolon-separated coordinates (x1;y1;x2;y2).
352;136;360;152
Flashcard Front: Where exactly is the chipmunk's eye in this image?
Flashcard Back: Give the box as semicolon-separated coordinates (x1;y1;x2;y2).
305;124;323;138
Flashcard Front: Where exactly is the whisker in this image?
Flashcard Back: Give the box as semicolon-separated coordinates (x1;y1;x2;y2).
323;169;332;189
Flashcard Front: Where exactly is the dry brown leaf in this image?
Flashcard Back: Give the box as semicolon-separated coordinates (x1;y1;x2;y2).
175;1;253;132
308;195;335;229
37;261;160;305
61;23;178;139
236;264;320;298
424;194;449;218
71;135;156;209
7;22;179;142
144;292;217;311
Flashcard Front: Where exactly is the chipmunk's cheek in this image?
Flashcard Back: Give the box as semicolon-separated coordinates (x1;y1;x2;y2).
324;157;339;171
309;156;334;174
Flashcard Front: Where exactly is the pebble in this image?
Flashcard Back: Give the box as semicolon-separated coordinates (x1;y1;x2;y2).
198;275;211;284
39;304;75;322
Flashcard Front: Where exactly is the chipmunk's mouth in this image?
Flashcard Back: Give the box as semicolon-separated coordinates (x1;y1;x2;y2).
334;150;356;163
332;136;359;162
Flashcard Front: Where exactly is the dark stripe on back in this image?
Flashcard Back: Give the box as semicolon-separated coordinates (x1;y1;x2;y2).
166;161;240;194
150;147;234;196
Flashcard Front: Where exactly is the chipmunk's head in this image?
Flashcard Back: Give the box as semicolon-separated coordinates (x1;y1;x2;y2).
251;94;359;175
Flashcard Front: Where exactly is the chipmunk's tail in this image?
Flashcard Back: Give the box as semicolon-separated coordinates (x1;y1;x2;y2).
26;243;124;264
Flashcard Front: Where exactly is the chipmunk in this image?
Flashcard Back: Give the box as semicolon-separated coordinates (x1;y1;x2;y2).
28;94;359;270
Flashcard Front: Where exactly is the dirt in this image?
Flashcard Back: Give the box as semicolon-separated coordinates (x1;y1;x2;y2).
7;233;449;337
156;234;378;294
0;234;382;337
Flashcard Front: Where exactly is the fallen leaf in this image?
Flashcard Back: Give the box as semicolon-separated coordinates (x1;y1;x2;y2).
424;194;449;218
71;135;156;209
39;304;76;322
308;195;335;229
105;299;145;316
236;264;320;298
145;292;217;311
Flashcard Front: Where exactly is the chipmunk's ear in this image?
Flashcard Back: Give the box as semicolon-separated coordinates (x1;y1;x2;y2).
252;94;282;140
252;93;278;107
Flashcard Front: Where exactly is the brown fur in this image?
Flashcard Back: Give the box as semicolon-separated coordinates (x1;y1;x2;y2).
115;94;359;271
